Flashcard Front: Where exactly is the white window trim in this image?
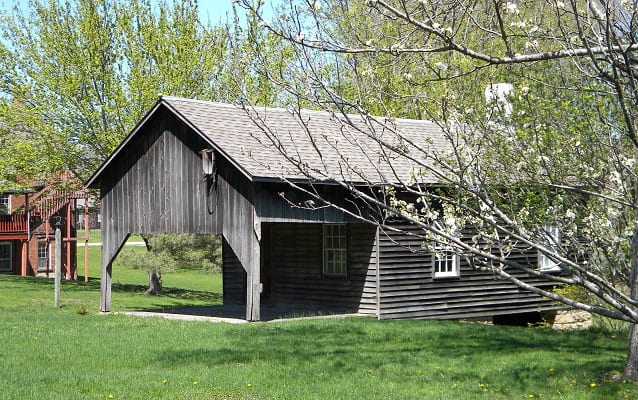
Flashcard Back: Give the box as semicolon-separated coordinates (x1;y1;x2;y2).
0;242;12;272
432;247;460;279
0;194;10;215
322;224;347;277
538;225;562;272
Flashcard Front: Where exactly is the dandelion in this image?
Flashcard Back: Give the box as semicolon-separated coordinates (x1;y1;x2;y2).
108;395;114;399
162;379;168;384
247;383;253;387
549;368;554;373
590;383;597;388
529;395;535;398
193;381;199;385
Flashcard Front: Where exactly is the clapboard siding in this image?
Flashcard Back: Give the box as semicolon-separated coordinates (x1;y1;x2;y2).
261;222;377;314
378;224;557;320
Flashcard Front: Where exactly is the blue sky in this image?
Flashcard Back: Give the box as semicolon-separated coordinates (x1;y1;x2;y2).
0;0;279;24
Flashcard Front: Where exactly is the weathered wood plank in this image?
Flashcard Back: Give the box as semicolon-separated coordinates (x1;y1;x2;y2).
377;223;557;320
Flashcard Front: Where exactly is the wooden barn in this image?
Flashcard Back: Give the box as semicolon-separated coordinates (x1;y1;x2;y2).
86;96;557;321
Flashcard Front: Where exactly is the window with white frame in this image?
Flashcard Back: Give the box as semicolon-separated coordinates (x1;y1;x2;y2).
0;194;10;215
37;242;48;272
433;247;460;278
0;242;12;272
538;225;561;272
323;224;347;277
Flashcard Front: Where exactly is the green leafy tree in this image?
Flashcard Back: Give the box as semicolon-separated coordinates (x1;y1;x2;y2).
0;0;286;186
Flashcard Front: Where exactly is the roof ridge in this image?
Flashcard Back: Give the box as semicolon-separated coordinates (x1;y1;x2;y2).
160;96;439;126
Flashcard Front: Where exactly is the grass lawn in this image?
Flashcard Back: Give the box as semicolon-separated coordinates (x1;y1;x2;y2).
1;272;638;400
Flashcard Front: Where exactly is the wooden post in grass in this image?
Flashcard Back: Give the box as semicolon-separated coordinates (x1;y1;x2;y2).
54;226;61;308
52;215;63;309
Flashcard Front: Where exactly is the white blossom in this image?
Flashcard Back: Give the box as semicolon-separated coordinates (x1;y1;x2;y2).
505;2;519;14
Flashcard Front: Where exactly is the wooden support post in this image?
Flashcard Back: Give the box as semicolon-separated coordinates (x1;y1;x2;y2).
54;227;61;308
44;218;50;278
65;202;73;280
20;240;27;276
245;220;261;321
375;226;381;320
100;262;112;312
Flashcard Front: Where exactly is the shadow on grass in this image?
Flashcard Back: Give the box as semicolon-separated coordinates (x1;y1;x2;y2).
0;274;220;302
154;320;627;390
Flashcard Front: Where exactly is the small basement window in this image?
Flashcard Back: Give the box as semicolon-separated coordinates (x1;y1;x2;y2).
538;225;561;272
433;247;460;279
323;224;347;277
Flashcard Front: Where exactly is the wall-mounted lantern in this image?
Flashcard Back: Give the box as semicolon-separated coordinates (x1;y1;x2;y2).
200;149;215;177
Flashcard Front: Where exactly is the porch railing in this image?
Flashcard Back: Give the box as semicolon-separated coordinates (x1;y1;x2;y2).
0;213;27;232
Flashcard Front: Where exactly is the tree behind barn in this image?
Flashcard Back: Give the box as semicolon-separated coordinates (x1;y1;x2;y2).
237;0;638;380
0;0;286;185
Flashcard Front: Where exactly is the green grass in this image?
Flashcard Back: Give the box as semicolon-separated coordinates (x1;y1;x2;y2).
1;274;638;399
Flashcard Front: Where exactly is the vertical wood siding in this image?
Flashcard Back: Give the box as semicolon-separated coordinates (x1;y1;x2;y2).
222;237;246;305
219;169;260;320
99;111;223;266
377;224;558;319
262;222;377;314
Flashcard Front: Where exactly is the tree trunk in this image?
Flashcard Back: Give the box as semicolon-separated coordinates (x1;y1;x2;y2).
623;324;638;380
622;217;638;381
146;269;162;295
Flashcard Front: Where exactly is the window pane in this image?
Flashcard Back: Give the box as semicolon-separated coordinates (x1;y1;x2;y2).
323;224;347;276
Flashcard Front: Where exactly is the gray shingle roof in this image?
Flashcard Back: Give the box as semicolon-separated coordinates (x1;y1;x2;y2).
162;96;451;184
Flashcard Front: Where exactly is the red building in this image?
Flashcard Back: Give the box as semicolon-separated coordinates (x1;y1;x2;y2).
0;178;88;279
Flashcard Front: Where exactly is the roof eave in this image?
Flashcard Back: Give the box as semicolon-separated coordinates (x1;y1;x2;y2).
85;99;164;189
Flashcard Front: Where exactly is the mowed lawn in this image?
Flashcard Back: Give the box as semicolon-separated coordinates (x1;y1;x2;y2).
0;234;637;399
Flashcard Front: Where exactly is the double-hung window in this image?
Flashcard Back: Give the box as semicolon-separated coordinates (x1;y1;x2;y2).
0;194;10;215
38;243;49;272
0;242;12;272
323;224;347;277
433;247;460;279
538;225;561;272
